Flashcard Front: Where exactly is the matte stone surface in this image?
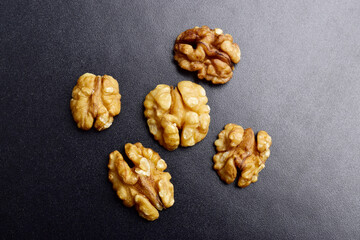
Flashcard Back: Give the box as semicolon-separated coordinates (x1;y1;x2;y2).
1;1;359;239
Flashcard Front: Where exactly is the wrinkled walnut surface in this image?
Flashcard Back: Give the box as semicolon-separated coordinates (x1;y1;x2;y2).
144;81;211;151
108;143;174;221
174;26;241;84
213;124;272;188
70;73;121;131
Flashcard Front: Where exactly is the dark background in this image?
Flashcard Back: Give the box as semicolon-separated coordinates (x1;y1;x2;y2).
1;0;359;239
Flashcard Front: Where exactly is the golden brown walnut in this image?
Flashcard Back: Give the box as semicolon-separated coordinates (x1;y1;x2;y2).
213;124;272;188
174;26;241;84
144;81;211;151
108;142;174;221
70;73;121;131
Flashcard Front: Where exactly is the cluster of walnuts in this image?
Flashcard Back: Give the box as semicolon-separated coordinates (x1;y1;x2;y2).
69;26;272;221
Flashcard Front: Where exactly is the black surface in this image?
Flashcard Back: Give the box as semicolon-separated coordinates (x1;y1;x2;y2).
1;1;360;239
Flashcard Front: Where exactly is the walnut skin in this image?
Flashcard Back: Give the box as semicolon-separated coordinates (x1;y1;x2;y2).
108;143;174;221
213;124;272;188
70;73;121;131
144;81;211;151
174;26;241;84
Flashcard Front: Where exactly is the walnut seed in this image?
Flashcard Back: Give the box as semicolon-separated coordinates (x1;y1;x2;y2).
144;81;211;151
174;26;241;84
108;143;174;221
213;124;272;188
70;73;121;131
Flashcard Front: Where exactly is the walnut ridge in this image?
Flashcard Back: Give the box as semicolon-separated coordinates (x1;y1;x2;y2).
174;26;241;84
108;143;174;221
70;73;121;131
213;124;272;188
144;81;211;151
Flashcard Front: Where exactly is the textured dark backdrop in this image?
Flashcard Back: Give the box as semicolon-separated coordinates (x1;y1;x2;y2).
1;0;359;239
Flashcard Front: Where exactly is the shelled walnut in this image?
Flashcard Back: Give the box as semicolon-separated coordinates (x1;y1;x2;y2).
213;124;272;188
144;81;210;151
70;73;121;131
174;26;241;84
108;143;174;221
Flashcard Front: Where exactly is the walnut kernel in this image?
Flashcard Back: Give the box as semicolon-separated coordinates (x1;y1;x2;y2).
108;143;174;221
70;73;121;131
174;26;241;84
213;124;272;188
144;81;210;151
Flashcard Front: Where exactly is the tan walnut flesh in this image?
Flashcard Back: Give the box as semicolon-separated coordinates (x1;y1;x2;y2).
108;142;174;221
174;26;241;84
213;124;272;188
144;81;211;151
70;73;121;131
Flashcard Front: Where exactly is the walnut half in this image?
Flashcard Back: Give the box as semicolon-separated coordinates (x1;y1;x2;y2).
174;26;241;84
213;124;272;188
108;143;174;221
144;81;211;151
70;73;121;131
